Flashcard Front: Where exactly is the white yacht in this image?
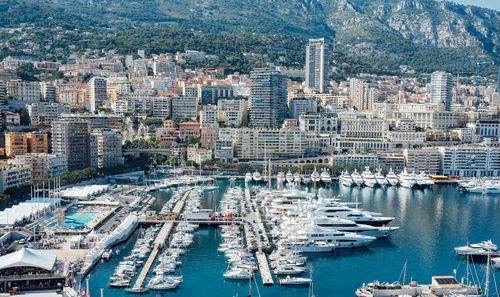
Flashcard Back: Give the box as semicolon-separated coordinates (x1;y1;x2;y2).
339;171;354;187
351;169;364;186
310;216;399;238
146;275;181;290
287;224;376;248
386;168;399;186
286;171;294;184
274;265;306;275
302;175;312;184
276;172;285;184
320;169;332;183
398;168;415;188
311;169;321;184
252;171;262;183
294;172;301;184
279;275;312;285
361;167;377;188
454;240;500;257
223;267;253;280
374;169;388;187
314;204;395;227
245;172;252;183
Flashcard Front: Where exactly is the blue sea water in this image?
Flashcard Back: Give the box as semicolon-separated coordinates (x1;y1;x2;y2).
85;181;500;297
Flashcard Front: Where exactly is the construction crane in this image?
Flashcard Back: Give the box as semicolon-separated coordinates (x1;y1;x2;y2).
444;61;495;109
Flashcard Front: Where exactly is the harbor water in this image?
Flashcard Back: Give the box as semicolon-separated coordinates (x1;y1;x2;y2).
85;180;500;297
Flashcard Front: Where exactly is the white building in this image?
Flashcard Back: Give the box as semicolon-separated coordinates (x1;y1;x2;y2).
299;113;338;134
439;146;500;177
235;128;306;160
26;102;70;126
151;96;171;118
171;96;198;120
5;80;41;102
0;164;31;193
215;140;234;163
90;129;123;169
340;118;389;139
88;77;107;112
403;148;441;175
305;38;328;93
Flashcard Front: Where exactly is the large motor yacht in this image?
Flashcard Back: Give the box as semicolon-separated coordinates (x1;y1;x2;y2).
311;169;321;184
398;168;415;188
320;169;332;183
361;167;377;188
285;224;377;248
252;171;262;183
385;168;399;186
374;169;388;187
245;172;252;183
339;171;354;187
286;171;294;184
351;169;364;186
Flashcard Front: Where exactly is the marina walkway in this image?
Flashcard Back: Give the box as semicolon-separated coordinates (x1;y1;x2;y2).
256;252;274;286
130;190;191;291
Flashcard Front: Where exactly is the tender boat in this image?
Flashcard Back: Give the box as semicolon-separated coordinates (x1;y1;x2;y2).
279;275;312;285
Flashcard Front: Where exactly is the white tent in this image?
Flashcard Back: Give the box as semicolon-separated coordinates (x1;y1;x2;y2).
0;202;51;226
0;247;57;271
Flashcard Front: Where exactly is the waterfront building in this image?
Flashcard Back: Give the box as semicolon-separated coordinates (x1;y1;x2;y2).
171;96;198;121
305;38;328;93
0;163;31;192
299;113;338;134
51;119;90;171
179;122;201;140
235;128;306;160
4;132;27;157
249;68;287;127
0;248;65;292
214;140;234;163
289;99;318;120
26;102;70;127
195;149;212;164
90;129;123;169
14;153;67;183
439;146;500;177
377;152;406;173
430;71;453;111
404;148;441;175
5;80;41;102
331;154;378;168
87;77;107;112
329;136;392;153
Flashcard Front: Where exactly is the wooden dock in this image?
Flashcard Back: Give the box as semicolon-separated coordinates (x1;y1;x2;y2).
256;252;274;286
130;190;191;291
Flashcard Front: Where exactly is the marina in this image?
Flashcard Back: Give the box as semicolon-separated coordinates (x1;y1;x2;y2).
78;178;500;297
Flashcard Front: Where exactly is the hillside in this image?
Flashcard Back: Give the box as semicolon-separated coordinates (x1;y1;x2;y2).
0;0;499;74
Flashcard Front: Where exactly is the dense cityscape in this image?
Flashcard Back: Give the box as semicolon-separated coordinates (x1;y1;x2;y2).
0;2;499;297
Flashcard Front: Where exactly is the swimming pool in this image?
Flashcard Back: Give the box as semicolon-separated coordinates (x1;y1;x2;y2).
49;211;98;228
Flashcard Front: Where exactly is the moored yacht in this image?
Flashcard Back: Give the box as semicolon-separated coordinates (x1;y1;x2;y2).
286;224;377;248
252;171;262;183
351;169;364;186
276;172;285;184
286;171;294;184
339;171;354;187
310;215;399;238
398;168;415;188
361;167;377;188
245;172;252;183
294;172;301;184
374;169;388;187
386;168;399;186
311;169;321;184
320;169;332;183
302;175;312;184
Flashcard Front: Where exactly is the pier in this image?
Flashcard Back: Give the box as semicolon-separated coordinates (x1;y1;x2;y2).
130;190;191;291
256;252;274;286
